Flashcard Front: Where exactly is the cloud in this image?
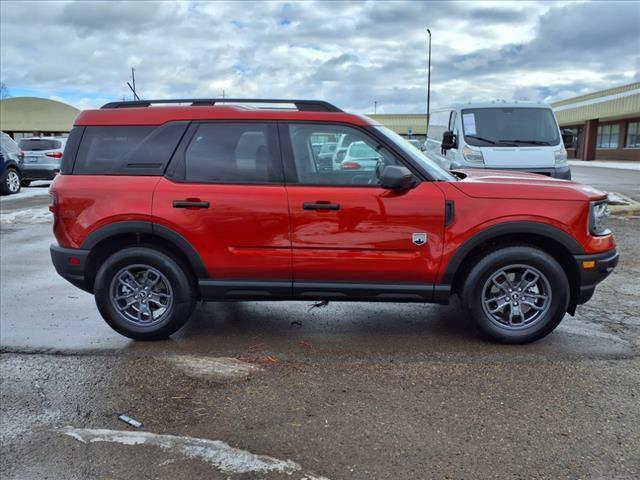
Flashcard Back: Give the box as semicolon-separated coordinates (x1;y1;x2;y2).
0;0;637;113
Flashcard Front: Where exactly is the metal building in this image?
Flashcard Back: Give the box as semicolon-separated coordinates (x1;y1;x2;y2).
368;114;429;139
0;97;80;139
551;82;640;161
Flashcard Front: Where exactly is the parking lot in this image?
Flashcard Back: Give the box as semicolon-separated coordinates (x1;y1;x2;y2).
1;178;639;479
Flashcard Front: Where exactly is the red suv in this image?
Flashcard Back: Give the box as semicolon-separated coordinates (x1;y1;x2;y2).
49;99;618;343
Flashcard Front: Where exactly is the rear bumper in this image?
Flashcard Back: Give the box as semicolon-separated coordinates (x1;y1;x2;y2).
573;249;619;305
23;166;59;181
50;244;91;293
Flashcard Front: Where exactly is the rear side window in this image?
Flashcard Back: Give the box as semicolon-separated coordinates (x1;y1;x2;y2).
73;122;188;175
184;123;282;183
18;139;62;151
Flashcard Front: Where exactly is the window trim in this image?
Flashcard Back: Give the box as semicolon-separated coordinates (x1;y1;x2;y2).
165;120;286;186
624;121;640;149
278;120;427;187
596;123;620;150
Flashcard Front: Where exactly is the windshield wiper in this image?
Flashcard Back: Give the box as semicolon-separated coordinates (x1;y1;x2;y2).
499;139;551;146
465;135;497;145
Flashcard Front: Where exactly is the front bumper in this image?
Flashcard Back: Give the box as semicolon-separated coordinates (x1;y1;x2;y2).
573;249;619;305
50;244;91;293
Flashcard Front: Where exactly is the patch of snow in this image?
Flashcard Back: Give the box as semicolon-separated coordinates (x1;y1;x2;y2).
606;192;632;206
166;355;260;382
0;187;51;203
60;427;331;479
0;207;52;225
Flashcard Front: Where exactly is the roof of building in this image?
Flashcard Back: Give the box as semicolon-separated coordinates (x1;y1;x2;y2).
551;82;640;125
0;97;80;132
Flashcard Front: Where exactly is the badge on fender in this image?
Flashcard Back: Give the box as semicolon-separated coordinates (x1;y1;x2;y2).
412;233;427;246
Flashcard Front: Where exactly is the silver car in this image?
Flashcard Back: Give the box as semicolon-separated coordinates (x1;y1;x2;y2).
340;141;382;171
18;136;67;186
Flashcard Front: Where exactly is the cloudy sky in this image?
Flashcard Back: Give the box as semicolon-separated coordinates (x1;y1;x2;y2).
1;0;638;113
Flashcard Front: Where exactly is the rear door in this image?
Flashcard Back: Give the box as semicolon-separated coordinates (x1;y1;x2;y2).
281;122;445;298
152;122;291;294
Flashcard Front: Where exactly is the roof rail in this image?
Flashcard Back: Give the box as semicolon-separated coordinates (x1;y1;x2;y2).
100;98;342;112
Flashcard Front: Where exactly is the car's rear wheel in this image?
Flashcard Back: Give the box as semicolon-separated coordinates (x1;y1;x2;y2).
94;247;197;340
1;167;21;195
461;246;569;344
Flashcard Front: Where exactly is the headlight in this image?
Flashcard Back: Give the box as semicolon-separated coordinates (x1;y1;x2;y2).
462;145;484;164
554;146;567;165
589;200;610;236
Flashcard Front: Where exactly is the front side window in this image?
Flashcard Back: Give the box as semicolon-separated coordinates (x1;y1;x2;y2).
461;108;560;147
287;124;403;186
626;122;640;148
185;123;282;183
596;124;620;149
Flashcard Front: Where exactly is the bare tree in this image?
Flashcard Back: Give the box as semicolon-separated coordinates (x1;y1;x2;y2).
0;82;10;100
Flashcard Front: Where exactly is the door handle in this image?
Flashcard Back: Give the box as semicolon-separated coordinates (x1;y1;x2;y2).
173;200;210;209
303;202;340;211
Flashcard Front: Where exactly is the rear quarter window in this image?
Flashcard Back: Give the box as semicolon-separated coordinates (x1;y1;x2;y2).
72;122;188;175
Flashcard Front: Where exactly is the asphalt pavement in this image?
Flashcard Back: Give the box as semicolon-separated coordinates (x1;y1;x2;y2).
569;163;640;201
1;171;639;479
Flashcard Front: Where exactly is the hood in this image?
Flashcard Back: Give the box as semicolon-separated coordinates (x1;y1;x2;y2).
451;169;607;201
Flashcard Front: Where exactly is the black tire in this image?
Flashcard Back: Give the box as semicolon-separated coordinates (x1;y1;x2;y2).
0;167;21;195
94;247;197;340
21;180;31;187
461;246;569;344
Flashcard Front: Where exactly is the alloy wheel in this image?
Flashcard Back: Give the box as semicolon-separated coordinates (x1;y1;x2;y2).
481;264;552;329
6;170;20;193
109;264;174;326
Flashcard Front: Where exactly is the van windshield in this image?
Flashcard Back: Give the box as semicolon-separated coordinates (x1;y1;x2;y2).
461;108;560;147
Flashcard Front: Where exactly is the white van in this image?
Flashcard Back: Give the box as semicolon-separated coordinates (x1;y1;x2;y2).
424;102;571;179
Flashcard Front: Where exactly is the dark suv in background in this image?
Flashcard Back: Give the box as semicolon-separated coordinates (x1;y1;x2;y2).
1;131;23;195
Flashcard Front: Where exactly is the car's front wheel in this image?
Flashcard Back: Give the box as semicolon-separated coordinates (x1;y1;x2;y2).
94;247;197;340
1;167;21;195
461;246;570;344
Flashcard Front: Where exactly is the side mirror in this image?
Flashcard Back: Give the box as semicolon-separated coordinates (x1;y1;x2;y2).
380;165;414;190
442;130;456;150
561;131;574;149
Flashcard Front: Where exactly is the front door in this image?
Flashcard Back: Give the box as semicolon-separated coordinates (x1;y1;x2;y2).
152;122;291;293
281;123;445;297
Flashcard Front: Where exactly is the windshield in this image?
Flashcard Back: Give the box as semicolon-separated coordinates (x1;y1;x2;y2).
461;108;560;147
374;126;455;181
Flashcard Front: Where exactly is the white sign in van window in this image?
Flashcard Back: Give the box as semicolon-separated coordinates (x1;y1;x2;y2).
462;113;476;135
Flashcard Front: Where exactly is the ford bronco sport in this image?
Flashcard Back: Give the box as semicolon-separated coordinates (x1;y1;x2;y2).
49;99;618;343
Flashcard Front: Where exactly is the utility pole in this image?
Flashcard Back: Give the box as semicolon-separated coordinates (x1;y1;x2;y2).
374;100;377;114
127;67;140;101
222;90;226;99
426;28;432;138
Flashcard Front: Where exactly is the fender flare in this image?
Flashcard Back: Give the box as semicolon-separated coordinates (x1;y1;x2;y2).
81;220;208;278
441;221;584;285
